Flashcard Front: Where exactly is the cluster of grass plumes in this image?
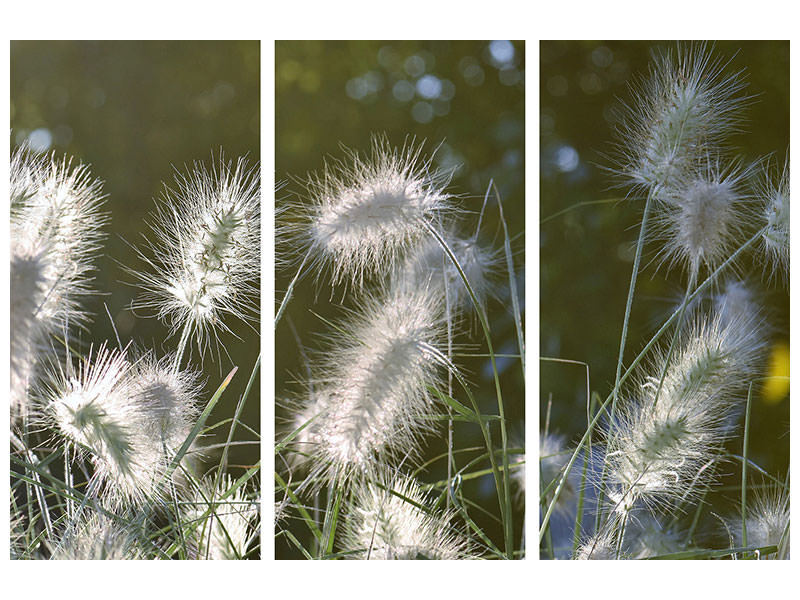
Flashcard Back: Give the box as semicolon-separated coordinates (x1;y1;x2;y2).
276;136;525;559
10;147;260;560
541;43;789;560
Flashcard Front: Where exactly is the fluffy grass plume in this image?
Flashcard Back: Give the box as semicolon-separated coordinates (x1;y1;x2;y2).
133;155;260;361
340;473;474;559
757;155;790;284
11;147;261;560
10;146;106;420
540;42;788;561
277;132;524;560
612;42;748;193
653;158;754;282
603;302;766;514
293;135;454;288
300;284;450;485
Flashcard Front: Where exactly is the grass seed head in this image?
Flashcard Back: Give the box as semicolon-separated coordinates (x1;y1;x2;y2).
605;300;766;512
296;136;454;288
613;43;748;194
341;474;474;559
10;146;106;420
653;158;753;282
188;475;259;560
133;154;260;356
305;285;450;485
392;230;498;314
757;155;790;284
52;514;142;560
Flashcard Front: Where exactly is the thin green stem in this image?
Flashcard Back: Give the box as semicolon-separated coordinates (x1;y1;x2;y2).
423;221;513;558
275;246;311;329
598;187;655;532
741;381;755;547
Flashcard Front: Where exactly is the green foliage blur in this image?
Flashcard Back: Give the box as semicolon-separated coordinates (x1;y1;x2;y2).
276;41;525;558
10;40;260;473
540;42;789;496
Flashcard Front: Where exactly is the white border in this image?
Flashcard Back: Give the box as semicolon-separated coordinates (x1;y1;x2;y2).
1;1;797;598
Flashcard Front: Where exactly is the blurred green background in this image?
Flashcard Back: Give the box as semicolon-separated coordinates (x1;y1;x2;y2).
275;41;525;557
11;40;260;475
540;41;789;520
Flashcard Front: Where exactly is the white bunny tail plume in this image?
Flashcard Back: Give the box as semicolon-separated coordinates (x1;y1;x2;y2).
612;43;749;194
294;135;455;288
303;284;451;485
132;154;260;360
10;146;106;421
341;473;475;560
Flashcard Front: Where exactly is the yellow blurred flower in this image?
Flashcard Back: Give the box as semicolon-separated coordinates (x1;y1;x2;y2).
762;342;790;404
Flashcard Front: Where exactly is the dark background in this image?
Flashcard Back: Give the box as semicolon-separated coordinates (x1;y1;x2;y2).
11;40;261;476
540;41;789;531
275;40;525;558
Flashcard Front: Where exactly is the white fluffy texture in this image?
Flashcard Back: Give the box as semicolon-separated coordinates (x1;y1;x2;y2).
575;530;619;560
539;433;578;515
134;156;260;354
393;232;497;313
712;279;760;330
734;484;790;558
624;516;683;558
52;514;142;560
758;156;790;284
40;345;201;508
42;345;139;479
301;137;453;288
10;244;49;419
189;476;258;560
654;159;752;281
10;147;105;420
130;353;202;453
614;43;747;192
341;474;473;560
300;286;449;484
286;390;329;469
604;302;766;514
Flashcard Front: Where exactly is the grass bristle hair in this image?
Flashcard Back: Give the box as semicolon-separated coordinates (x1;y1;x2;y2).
340;473;475;559
299;284;451;486
132;154;260;363
612;43;749;194
756;154;790;284
296;135;455;289
10;146;106;420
